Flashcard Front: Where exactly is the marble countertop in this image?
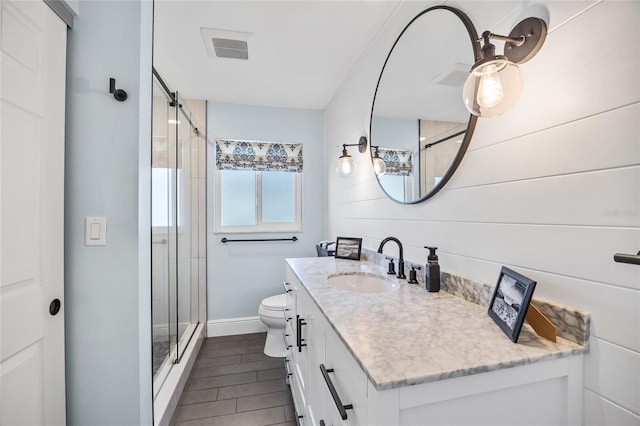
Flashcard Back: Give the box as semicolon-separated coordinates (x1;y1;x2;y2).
286;257;586;391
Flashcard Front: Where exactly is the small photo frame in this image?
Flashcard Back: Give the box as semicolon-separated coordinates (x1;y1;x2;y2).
334;237;362;260
488;266;537;343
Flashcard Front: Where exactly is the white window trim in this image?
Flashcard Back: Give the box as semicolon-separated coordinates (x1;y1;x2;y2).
214;170;302;233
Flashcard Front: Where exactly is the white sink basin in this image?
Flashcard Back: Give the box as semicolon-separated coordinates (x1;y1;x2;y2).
327;273;400;293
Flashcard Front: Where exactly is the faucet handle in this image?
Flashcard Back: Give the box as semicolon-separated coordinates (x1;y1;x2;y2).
408;265;422;284
385;257;396;275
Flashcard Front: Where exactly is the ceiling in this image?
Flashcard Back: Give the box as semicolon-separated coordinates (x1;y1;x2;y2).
153;1;401;110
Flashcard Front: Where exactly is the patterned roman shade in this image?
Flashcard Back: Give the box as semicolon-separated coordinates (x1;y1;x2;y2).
378;148;413;176
216;139;303;173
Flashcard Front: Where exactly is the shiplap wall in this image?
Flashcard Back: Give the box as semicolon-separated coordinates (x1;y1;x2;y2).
324;1;640;424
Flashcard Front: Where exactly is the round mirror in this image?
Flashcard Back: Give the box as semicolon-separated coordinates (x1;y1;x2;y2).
370;6;480;203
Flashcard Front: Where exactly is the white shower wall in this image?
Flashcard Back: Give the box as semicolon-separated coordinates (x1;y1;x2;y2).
325;1;639;424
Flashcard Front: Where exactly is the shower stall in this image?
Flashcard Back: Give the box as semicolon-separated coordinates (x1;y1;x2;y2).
151;68;206;406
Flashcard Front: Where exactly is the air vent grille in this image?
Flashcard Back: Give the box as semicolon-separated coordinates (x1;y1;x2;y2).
434;69;468;87
430;63;472;87
211;38;248;60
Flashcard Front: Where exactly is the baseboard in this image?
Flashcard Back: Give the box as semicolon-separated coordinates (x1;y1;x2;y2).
207;316;267;337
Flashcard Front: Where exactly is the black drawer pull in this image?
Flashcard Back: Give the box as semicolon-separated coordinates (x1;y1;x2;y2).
282;281;292;293
319;421;326;426
296;315;307;352
320;364;353;420
614;251;640;265
283;308;292;322
284;359;292;378
283;333;292;350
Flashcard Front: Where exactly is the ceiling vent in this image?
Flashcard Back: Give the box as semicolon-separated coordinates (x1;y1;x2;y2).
430;63;472;87
201;28;252;61
211;38;248;60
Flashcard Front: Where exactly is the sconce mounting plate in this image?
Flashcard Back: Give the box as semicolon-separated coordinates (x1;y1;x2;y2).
504;17;547;64
357;136;368;153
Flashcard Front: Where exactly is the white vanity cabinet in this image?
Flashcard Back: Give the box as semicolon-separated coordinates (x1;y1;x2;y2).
286;265;367;426
285;260;585;426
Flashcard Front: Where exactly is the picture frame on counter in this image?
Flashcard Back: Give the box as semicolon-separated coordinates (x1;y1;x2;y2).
488;266;537;343
334;237;362;260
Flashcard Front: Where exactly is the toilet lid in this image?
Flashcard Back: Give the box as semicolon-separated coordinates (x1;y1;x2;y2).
261;294;287;310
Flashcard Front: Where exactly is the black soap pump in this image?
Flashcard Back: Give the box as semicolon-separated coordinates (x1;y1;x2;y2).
424;246;440;292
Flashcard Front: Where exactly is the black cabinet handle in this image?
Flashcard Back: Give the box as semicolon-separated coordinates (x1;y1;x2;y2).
283;333;292;350
320;364;353;420
49;299;61;316
296;315;307;352
284;359;292;378
283;308;292;323
614;251;640;265
319;421;326;426
282;281;292;293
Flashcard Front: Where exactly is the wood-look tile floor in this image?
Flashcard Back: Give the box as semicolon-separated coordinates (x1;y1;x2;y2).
171;333;295;426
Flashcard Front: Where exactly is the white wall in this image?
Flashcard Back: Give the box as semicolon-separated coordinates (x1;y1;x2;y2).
207;103;325;320
65;1;153;424
325;1;640;424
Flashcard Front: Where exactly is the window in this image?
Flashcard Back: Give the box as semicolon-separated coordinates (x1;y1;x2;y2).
214;139;303;233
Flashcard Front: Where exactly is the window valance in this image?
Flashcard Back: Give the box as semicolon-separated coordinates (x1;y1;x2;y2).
216;139;303;173
378;148;413;176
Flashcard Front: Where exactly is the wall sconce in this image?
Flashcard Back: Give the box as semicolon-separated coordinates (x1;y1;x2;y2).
336;136;368;177
463;17;547;117
371;145;386;176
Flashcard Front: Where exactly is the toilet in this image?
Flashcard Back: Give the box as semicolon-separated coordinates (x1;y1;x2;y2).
258;294;288;357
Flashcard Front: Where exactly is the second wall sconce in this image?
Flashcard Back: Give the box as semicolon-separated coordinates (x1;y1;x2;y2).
336;136;368;177
463;17;547;117
371;145;386;176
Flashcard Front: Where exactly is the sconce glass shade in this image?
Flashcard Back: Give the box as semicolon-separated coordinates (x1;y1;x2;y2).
463;57;524;118
336;153;357;177
372;154;386;176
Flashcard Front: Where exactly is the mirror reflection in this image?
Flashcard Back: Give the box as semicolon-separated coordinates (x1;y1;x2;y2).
370;7;478;203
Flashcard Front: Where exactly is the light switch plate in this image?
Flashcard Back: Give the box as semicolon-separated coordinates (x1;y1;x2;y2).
85;216;107;246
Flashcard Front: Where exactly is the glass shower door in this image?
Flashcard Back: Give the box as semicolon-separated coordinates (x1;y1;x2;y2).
151;72;201;396
151;76;178;391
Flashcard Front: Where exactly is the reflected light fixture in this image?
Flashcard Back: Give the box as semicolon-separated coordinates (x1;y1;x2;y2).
463;17;547;117
371;145;387;176
336;136;368;177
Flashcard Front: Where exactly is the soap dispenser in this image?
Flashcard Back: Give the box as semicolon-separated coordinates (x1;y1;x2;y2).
424;246;440;292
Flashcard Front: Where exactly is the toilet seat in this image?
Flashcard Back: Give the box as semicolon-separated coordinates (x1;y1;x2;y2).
260;294;287;311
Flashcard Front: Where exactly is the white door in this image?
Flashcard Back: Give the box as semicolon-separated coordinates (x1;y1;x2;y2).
0;1;67;424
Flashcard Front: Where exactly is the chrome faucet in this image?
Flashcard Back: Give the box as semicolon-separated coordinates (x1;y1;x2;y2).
377;237;406;279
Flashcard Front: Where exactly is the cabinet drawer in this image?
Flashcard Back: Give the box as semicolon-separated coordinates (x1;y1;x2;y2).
323;331;368;425
290;368;308;425
325;329;367;395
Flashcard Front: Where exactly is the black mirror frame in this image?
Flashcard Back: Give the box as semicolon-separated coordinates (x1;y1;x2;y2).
369;5;481;204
